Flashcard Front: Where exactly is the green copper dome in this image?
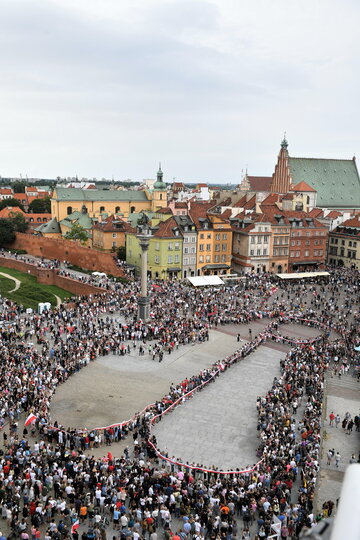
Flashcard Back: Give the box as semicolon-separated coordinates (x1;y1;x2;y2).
153;163;167;190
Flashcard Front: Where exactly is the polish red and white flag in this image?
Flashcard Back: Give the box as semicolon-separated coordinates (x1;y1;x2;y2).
24;413;37;426
71;520;80;534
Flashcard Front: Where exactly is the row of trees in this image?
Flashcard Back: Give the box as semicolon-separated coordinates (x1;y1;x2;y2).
0;214;28;246
0;197;51;213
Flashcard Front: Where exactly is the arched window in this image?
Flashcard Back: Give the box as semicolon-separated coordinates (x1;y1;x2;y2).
160;194;163;200
67;206;72;215
306;196;310;204
115;206;120;213
37;217;42;222
130;206;135;213
100;206;105;213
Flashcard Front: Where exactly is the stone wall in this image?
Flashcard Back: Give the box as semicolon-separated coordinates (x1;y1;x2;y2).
10;233;125;277
0;256;105;296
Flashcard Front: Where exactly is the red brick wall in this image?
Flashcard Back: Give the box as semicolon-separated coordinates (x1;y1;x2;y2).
288;228;328;269
10;233;125;277
0;256;105;296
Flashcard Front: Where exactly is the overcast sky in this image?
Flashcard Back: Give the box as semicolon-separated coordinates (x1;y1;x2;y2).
0;0;359;182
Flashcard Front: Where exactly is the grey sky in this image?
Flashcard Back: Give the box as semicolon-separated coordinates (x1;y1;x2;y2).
0;0;358;182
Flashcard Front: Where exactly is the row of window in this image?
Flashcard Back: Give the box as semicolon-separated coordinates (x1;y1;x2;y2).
329;247;357;259
28;217;48;223
66;205;136;215
199;255;227;263
153;254;229;265
273;237;288;245
291;230;325;237
199;243;228;252
183;257;197;265
250;235;269;244
154;242;181;251
290;239;323;246
330;237;357;247
273;248;289;256
290;250;323;257
250;249;268;256
154;255;181;264
183;236;196;243
199;233;228;240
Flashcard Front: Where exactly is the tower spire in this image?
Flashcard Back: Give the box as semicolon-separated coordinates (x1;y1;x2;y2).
281;132;288;149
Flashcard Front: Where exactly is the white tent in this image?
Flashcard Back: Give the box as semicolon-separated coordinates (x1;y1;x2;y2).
276;272;330;280
187;276;224;287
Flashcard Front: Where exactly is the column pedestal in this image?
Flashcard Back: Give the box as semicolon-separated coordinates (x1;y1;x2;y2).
138;295;150;321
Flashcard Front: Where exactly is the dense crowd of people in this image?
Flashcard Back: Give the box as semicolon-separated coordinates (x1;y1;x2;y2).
0;258;359;539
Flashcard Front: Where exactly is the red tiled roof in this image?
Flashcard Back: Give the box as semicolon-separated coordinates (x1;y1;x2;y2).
93;215;136;233
339;215;360;228
153;216;180;238
221;209;232;220
0;207;25;217
188;201;216;228
233;195;248;208
261;193;280;205
243;195;256;209
247;176;272;191
326;210;342;219
0;188;13;195
157;207;173;214
175;202;187;208
309;208;324;218
12;193;28;203
281;193;294;200
291;181;317;192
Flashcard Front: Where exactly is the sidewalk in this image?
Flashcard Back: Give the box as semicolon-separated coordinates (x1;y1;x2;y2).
316;368;360;510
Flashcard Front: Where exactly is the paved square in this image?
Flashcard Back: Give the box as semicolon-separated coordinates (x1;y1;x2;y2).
152;345;282;470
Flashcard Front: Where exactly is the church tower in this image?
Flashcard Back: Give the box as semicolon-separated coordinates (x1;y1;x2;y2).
270;136;292;193
151;164;168;211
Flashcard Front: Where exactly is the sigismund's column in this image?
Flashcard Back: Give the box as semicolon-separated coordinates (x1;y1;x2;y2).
137;233;150;321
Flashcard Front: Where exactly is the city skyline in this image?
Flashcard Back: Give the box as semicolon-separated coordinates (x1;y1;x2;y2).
0;0;359;182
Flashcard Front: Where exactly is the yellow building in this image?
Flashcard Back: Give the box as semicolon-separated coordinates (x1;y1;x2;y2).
189;202;232;275
93;215;136;252
51;167;168;222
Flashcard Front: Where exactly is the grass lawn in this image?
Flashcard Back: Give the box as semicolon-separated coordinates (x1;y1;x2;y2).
0;266;70;310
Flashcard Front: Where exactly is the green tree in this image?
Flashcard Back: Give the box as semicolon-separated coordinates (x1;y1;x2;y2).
28;197;51;213
9;212;28;233
0;198;25;211
116;246;126;260
12;181;27;193
64;223;88;245
0;218;15;246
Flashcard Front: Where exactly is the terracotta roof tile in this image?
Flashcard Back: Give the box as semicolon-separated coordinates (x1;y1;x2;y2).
309;208;324;218
246;176;272;191
243;195;256;209
153;216;180;238
291;181;317;192
94;215;136;233
339;215;360;228
326;210;342;219
0;206;25;217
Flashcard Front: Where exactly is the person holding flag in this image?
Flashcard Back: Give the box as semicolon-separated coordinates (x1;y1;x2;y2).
24;412;37;427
